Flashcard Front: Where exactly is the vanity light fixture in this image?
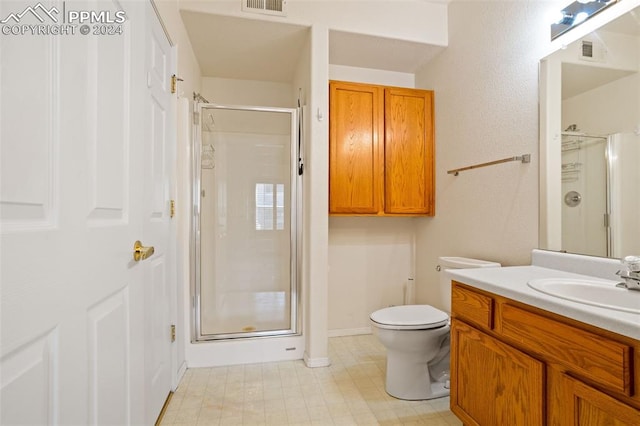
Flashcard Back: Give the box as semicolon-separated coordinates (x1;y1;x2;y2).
574;11;590;24
551;0;618;40
554;11;574;26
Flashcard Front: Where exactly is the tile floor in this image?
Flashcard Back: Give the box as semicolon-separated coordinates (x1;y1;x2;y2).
160;334;462;425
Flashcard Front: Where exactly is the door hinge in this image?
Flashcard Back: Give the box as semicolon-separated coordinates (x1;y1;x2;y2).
193;111;200;125
170;199;175;218
170;74;183;94
170;324;176;342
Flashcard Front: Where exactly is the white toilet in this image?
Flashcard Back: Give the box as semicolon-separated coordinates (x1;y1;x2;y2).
370;257;501;400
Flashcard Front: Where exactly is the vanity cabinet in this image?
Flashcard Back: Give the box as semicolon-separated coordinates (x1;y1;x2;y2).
452;319;545;425
559;374;640;426
328;80;434;216
450;282;640;426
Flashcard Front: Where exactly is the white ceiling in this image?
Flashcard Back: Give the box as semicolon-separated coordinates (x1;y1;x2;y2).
562;63;635;99
603;6;640;36
329;30;444;73
180;11;310;82
180;10;444;81
561;6;640;100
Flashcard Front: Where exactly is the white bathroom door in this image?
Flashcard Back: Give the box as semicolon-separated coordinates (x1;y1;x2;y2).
142;2;176;422
0;1;161;424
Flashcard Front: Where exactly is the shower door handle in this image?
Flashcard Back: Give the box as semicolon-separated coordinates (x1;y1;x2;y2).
133;240;155;261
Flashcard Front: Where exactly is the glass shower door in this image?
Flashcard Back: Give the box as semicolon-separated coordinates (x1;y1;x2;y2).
560;133;608;257
195;105;299;340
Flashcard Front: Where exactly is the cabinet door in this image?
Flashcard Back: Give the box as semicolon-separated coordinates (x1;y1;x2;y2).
559;374;640;426
329;81;384;214
450;319;545;426
384;87;434;215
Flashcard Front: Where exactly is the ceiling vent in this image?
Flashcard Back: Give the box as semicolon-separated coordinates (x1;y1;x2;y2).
582;40;593;58
242;0;287;17
579;39;606;62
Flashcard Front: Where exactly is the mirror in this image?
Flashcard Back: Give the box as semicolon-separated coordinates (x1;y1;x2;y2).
540;4;640;258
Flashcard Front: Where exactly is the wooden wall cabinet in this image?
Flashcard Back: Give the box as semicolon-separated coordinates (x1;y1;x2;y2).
450;282;640;426
329;81;434;216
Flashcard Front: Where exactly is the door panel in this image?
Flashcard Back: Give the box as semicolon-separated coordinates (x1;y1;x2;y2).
451;319;545;426
87;15;131;223
0;330;57;425
87;289;130;425
560;373;640;425
0;6;57;229
150;98;167;218
384;87;434;215
1;1;65;422
144;2;174;421
0;1;153;424
329;81;383;214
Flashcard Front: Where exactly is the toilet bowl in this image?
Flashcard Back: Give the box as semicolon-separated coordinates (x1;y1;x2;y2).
370;257;501;400
370;305;450;400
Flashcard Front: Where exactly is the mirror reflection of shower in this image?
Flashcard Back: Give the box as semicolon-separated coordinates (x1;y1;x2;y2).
561;128;639;258
194;103;300;341
204;113;215;132
561;130;608;257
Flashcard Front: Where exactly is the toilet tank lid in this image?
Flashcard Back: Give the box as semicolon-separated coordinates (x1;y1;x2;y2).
370;305;448;327
438;257;501;269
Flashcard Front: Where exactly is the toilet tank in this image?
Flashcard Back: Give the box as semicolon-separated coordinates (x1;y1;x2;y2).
437;257;501;313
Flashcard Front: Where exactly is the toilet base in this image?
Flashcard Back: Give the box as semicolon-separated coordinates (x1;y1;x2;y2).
384;350;451;401
385;375;450;401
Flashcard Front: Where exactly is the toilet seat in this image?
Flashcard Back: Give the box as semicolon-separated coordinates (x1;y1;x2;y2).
370;305;449;330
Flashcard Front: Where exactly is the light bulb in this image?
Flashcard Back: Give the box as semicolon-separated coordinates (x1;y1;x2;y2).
551;11;565;25
574;12;589;24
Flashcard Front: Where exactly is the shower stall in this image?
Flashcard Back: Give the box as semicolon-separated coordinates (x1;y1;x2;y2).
561;131;639;258
561;132;608;257
192;103;301;342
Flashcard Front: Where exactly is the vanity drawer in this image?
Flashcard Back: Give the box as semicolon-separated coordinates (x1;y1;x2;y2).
451;282;494;330
499;303;633;396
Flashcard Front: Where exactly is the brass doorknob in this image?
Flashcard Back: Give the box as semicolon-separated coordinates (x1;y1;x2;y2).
133;241;155;261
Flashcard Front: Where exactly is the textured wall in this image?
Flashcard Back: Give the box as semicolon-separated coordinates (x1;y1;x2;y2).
328;217;417;334
563;74;639;135
413;1;556;310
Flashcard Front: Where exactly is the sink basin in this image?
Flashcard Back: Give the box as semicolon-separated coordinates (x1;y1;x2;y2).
527;278;640;314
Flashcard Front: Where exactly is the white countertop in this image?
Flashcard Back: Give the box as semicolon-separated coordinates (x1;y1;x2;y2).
447;265;640;340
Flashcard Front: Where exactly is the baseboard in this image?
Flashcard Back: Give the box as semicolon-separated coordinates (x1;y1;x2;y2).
186;335;304;368
174;361;187;390
303;352;331;368
328;327;372;337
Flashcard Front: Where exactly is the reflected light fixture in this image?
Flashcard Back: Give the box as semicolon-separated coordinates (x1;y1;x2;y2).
573;11;590;24
551;0;618;40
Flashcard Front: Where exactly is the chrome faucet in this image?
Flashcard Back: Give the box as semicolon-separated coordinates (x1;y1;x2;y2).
616;255;640;291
